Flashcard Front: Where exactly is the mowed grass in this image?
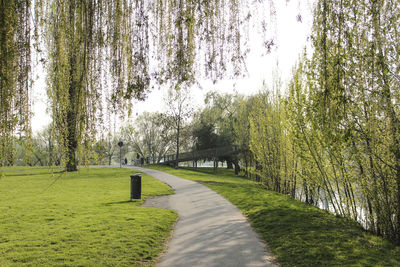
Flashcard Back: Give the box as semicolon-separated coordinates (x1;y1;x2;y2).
146;165;400;266
0;167;177;266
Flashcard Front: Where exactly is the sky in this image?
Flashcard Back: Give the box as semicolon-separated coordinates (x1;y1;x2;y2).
31;0;314;133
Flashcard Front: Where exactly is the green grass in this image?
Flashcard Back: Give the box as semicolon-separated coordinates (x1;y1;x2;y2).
0;167;177;266
146;165;400;266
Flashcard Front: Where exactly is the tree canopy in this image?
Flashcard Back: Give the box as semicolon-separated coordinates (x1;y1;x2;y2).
0;0;276;169
248;0;400;244
0;0;32;166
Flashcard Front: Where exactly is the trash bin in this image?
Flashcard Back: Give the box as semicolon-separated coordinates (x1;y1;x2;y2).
131;173;142;200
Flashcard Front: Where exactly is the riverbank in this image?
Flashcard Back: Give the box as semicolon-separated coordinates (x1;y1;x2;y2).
146;165;400;266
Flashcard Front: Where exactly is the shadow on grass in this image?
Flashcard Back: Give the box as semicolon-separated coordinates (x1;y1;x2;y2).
3;171;65;177
203;182;400;266
194;180;231;184
103;200;140;206
182;167;235;176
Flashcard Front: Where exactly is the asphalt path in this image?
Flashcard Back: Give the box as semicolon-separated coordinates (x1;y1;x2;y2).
127;166;277;267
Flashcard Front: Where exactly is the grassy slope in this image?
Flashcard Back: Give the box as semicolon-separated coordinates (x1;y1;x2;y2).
146;165;400;267
0;167;177;266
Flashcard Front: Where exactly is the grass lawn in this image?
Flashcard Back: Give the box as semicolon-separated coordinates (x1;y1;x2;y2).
0;167;177;266
146;165;400;266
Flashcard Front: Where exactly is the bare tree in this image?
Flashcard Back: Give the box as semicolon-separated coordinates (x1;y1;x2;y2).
101;134;119;166
164;86;194;168
121;112;174;164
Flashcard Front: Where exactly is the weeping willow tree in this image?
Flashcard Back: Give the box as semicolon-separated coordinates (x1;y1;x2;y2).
305;0;400;244
32;0;275;171
248;0;400;244
276;0;400;243
0;0;32;166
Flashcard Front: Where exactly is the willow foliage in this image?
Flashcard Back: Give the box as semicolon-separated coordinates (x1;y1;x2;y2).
30;0;275;171
0;0;32;166
307;0;400;243
0;0;276;169
249;0;400;244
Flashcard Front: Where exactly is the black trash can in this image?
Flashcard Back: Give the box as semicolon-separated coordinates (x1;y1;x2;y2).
130;173;142;200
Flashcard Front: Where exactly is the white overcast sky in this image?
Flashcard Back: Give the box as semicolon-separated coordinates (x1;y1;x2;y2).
31;0;314;133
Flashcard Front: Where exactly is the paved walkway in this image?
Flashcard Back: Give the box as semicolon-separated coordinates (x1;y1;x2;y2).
127;166;277;267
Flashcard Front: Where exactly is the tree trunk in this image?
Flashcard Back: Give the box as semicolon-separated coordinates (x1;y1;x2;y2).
245;156;248;177
65;41;79;172
66;83;78;171
66;112;78;171
233;160;240;175
175;122;180;169
66;88;78;170
227;160;233;169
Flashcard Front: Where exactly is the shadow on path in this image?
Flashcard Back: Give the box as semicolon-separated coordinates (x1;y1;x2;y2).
126;166;277;267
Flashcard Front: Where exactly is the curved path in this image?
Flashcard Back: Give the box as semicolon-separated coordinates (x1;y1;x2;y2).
128;166;277;267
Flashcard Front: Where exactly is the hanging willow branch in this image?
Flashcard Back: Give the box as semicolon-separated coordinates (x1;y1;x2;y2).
33;0;275;171
0;0;32;166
